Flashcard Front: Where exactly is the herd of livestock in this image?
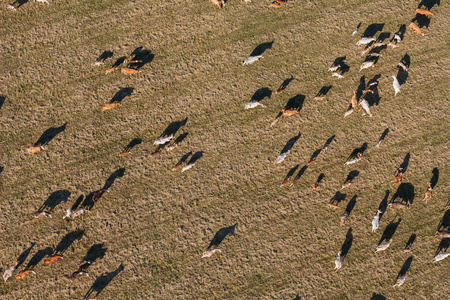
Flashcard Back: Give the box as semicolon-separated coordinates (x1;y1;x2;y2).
2;0;448;298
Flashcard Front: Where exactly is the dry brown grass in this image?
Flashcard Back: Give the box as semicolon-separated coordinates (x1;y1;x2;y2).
0;0;449;299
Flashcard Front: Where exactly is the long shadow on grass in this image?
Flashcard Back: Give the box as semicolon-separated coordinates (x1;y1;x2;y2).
329;191;346;207
418;0;440;9
362;23;384;37
33;123;67;147
371;293;386;300
315;85;332;98
208;224;237;249
399;153;410;172
404;233;416;251
291;165;308;186
0;96;5;110
275;76;295;94
25;247;53;270
250;41;274;57
122;138;142;153
251;87;272;102
397;256;413;280
55;230;85;254
80;243;108;268
16;243;36;268
39;190;71;212
94;51;114;63
340;228;353;260
109;87;134;104
378;218;401;245
391;183;415;206
84;264;124;299
430;167;439;188
103;168;125;190
347;142;368;161
280;133;301;155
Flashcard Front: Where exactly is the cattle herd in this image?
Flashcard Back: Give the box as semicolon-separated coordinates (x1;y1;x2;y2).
2;0;448;298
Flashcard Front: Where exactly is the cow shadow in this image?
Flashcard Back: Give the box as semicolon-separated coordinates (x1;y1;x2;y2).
33;123;67;147
10;0;29;8
377;128;389;145
393;24;407;41
344;195;357;216
356;75;366;98
340;228;353;260
186;151;203;165
109;87;134;104
411;14;431;29
175;151;193;167
371;294;386;300
396;54;410;85
0;166;3;175
345;171;359;184
0;96;5;110
347;143;368;161
103;168;125;190
70;195;85;211
280;133;301;154
284;165;299;182
25;247;53;270
437;210;450;231
324;135;335;147
397;256;413;279
251;87;272;102
329;191;346;207
173;132;189;144
315;173;325;185
365;75;382;106
308;149;321;163
399;153;410;172
129;47;155;68
391;183;415;205
276;76;295;93
404;233;416;250
123;138;142;153
39;190;71;212
250;41;274;57
377;32;391;42
418;0;440;9
378;190;390;216
80;243;108;268
331;56;350;74
160;118;188;138
55;230;85;254
84;264;124;299
16;243;36;268
208;224;237;249
378;218;401;245
430;167;439;188
291;165;308;186
315;85;332;98
363;23;384;38
435;237;450;256
95;51;113;63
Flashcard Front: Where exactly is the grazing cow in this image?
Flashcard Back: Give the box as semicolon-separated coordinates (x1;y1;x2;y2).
3;262;18;281
166;142;181;151
340;182;353;190
67;270;89;281
245;101;266;109
32;211;52;219
375;239;392;253
242;54;263;65
6;4;16;10
389;202;410;209
43;254;63;265
307;157;316;166
281;176;291;187
360;60;375;71
332;72;344;79
393;275;406;287
398;62;408;72
92;189;109;204
119;151;131;156
15;270;36;280
63;208;85;219
340;212;349;225
210;0;224;9
344;153;362;165
202;248;221;258
27;145;45;154
415;8;434;16
121;67;140;75
181;163;195;172
409;22;424;36
105;67;117;74
102;102;121;111
172;162;184;171
359;99;372;117
372;210;382;232
154;135;174;145
422;183;432;202
433;252;450;263
393;168;404;185
356;37;376;46
274;150;290;164
435;231;450;239
334;250;342;270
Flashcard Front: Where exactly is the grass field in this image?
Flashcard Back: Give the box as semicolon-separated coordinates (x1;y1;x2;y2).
0;0;449;299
